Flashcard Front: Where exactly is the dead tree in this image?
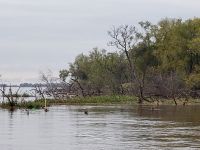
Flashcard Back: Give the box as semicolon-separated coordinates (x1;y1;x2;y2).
31;85;45;100
0;85;21;107
108;25;149;103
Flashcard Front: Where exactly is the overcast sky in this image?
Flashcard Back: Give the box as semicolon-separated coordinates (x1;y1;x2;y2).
0;0;199;83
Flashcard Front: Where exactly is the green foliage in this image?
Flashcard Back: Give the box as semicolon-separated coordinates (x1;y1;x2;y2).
59;70;69;82
154;18;200;89
60;48;130;95
186;67;200;89
61;95;138;104
0;100;47;110
60;17;200;101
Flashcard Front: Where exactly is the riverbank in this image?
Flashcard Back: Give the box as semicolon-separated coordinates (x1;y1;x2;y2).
0;95;137;110
0;95;200;110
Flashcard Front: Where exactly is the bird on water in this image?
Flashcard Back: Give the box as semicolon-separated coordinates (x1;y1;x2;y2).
44;108;49;112
84;110;88;115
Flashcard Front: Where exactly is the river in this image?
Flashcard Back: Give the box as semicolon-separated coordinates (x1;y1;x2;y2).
0;105;200;150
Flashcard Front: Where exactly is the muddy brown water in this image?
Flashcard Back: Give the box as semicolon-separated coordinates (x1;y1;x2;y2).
0;105;200;150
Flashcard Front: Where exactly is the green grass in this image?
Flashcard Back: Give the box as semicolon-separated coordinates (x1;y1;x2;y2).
0;95;137;110
0;100;48;110
0;95;199;110
49;95;138;105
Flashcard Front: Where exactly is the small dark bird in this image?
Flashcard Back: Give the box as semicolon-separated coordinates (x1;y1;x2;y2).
84;110;88;115
44;108;49;112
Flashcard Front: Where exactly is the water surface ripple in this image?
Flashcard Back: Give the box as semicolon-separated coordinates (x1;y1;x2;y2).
0;105;200;150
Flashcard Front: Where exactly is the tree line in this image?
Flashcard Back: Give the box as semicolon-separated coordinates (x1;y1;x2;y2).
59;18;200;104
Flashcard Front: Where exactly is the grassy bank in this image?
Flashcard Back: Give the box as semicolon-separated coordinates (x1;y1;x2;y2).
49;95;138;105
0;95;200;110
0;95;137;110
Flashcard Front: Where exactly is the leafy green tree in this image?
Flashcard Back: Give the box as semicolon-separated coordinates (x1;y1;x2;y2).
59;17;200;102
104;52;129;94
153;18;200;102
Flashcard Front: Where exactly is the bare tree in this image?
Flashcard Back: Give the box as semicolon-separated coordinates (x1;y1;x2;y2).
40;70;57;99
108;25;149;103
0;84;21;108
40;70;70;100
31;84;45;100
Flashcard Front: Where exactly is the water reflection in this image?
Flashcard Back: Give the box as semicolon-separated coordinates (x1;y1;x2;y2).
0;105;199;150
